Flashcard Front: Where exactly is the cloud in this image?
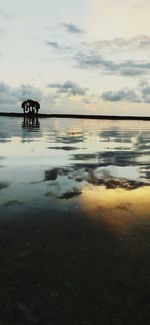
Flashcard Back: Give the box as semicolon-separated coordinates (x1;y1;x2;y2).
119;68;145;76
101;80;150;104
140;80;150;103
1;78;150;115
0;81;84;114
0;82;18;105
62;23;84;34
45;34;150;56
140;80;150;95
0;9;19;19
101;89;141;103
45;39;74;55
0;82;43;112
93;35;150;51
18;84;43;102
47;80;86;96
44;33;150;77
76;54;150;76
45;41;61;49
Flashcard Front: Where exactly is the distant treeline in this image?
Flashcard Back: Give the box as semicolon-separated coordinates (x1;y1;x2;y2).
0;112;150;121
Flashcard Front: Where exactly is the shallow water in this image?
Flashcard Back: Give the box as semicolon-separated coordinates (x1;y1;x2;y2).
0;116;150;209
0;116;150;325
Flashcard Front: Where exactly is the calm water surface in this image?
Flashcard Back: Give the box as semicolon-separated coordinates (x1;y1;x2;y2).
0;116;150;325
0;116;150;219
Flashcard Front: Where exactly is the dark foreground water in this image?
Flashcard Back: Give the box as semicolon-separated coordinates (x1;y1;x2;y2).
0;117;150;325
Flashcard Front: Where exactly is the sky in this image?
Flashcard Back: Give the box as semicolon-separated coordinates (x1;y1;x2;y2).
0;0;150;116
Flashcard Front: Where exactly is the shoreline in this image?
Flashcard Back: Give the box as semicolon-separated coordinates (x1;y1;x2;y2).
0;112;150;121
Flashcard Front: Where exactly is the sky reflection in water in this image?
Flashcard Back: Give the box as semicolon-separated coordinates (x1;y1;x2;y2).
0;116;150;228
81;186;150;235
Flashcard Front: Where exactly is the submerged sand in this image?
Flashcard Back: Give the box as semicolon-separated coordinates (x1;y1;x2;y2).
0;185;149;325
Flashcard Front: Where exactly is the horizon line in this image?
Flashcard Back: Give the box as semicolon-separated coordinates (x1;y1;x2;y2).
0;112;150;121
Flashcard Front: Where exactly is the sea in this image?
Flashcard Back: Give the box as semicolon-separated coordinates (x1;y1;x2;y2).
0;116;150;213
0;116;150;324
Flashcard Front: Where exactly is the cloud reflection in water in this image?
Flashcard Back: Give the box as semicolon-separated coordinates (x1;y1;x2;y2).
81;186;150;235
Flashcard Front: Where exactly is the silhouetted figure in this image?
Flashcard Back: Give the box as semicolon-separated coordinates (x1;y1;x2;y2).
21;99;40;116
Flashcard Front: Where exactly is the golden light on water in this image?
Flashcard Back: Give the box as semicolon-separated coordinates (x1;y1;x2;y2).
81;186;150;234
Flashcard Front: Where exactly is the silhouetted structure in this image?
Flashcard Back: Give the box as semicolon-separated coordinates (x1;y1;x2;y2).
21;99;40;116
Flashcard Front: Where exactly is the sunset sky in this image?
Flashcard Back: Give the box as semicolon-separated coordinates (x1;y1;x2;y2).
0;0;150;115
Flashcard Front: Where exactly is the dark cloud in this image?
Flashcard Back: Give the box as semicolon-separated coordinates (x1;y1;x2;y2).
47;80;86;96
62;23;84;34
140;80;150;95
76;54;150;76
101;80;150;103
120;61;150;76
45;41;61;49
140;80;150;103
0;82;18;105
45;39;75;55
0;82;43;112
120;68;145;76
101;89;141;103
44;33;150;77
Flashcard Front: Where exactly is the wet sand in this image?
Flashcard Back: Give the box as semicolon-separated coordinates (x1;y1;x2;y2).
0;187;150;325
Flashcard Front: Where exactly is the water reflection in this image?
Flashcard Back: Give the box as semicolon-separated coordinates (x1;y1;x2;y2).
44;165;149;200
81;186;150;235
0;117;149;325
22;117;40;130
0;117;149;187
0;182;10;190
